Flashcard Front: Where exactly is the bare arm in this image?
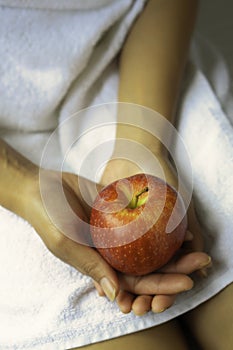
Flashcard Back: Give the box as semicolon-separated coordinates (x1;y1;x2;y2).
1;2;209;316
0;138;37;217
101;0;209;314
117;0;199;155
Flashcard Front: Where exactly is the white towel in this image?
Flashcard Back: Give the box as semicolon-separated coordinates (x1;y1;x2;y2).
0;0;233;349
0;0;145;165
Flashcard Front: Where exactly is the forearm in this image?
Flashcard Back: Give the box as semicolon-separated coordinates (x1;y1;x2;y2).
0;138;38;216
117;0;198;154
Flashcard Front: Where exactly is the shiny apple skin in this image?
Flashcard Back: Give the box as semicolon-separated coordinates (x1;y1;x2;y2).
90;174;187;276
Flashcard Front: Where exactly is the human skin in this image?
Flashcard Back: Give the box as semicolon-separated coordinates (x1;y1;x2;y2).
91;1;233;350
97;0;207;314
0;138;210;312
3;1;230;349
0;0;216;345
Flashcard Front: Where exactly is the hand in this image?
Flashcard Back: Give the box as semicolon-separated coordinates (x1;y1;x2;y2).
94;250;211;315
95;155;211;315
21;169;120;302
0;139;120;301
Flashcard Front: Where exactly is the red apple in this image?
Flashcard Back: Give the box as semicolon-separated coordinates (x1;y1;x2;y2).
90;174;187;276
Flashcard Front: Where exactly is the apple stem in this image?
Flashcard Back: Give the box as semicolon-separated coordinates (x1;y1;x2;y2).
128;187;149;209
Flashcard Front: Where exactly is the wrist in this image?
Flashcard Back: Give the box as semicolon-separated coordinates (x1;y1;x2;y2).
115;123;168;158
0;139;39;217
101;148;178;191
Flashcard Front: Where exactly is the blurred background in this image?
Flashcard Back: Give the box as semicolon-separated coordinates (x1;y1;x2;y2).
192;0;233;123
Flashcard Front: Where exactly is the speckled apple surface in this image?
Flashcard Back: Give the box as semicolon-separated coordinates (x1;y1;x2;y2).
90;174;187;275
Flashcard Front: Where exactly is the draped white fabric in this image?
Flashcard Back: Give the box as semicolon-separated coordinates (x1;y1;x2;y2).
0;0;232;349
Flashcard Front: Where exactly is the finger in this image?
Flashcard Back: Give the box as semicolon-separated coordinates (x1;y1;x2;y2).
187;202;210;277
187;202;204;252
93;281;105;297
186;228;204;252
184;230;193;241
116;290;135;314
93;281;136;314
152;294;177;313
75;245;119;301
132;295;153;316
118;273;193;295
197;267;209;278
160;252;212;275
55;236;119;302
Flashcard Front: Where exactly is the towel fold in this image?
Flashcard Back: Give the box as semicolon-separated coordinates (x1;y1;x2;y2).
0;0;117;10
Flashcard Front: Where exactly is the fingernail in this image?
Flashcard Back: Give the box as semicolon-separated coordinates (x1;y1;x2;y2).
157;308;166;313
134;311;148;317
200;256;212;268
153;307;167;314
185;230;194;241
199;268;208;278
184;285;194;291
100;277;116;302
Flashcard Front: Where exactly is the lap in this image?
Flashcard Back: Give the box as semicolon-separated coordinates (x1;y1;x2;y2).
181;282;233;350
70;283;233;350
72;319;189;350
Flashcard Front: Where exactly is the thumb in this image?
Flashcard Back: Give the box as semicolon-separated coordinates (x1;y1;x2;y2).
187;202;208;278
60;238;119;302
187;202;205;252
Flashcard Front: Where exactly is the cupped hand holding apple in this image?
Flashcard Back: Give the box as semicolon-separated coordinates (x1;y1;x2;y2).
91;173;188;276
6;136;210;317
93;155;211;315
32;167;209;316
0;139;124;304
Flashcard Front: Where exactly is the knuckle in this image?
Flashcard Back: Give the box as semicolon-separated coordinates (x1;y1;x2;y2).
80;259;98;277
52;233;68;251
43;224;100;279
46;227;69;257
